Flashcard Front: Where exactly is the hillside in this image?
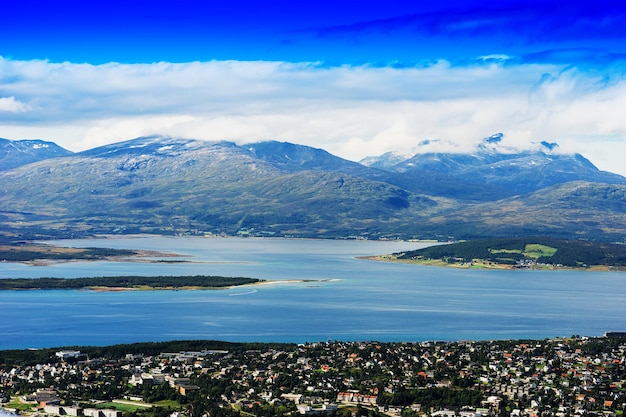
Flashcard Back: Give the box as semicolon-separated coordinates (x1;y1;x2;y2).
393;237;626;269
1;135;625;242
0;136;446;240
361;134;626;200
427;182;626;241
0;137;73;170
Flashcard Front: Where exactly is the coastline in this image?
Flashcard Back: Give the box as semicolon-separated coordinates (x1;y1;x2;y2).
0;278;338;292
87;278;338;291
361;255;624;272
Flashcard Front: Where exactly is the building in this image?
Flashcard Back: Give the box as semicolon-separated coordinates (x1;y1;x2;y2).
55;351;82;360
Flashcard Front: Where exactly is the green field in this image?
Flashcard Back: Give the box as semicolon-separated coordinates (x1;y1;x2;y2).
490;243;558;259
523;243;558;258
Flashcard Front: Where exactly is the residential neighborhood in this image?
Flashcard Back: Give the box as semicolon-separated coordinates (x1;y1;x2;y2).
1;336;625;417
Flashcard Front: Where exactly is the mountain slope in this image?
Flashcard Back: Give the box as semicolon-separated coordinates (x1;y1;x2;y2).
0;137;73;171
424;182;626;241
1;135;626;242
246;141;370;174
0;136;445;239
452;152;626;195
362;135;626;200
359;151;410;170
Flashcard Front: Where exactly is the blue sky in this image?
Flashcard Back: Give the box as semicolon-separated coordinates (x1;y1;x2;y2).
4;1;626;65
2;0;626;174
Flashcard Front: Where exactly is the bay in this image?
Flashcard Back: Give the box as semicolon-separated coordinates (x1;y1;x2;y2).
1;236;625;350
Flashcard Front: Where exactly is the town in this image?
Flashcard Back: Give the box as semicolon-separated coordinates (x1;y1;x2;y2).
1;335;625;417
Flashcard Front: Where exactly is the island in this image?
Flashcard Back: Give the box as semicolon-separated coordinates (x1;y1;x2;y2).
372;237;626;270
0;275;262;291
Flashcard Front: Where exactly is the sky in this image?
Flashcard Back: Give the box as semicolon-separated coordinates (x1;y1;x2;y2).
2;0;626;174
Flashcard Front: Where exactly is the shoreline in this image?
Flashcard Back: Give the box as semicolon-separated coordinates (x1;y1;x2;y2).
0;278;338;292
84;278;339;291
361;255;625;272
6;236;421;266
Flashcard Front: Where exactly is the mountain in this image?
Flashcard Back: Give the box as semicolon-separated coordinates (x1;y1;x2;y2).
0;136;444;240
361;134;626;200
426;181;626;241
247;141;367;174
0;137;73;171
359;151;410;170
1;135;625;242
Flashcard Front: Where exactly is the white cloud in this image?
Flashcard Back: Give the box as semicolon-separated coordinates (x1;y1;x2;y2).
0;96;29;112
1;56;626;174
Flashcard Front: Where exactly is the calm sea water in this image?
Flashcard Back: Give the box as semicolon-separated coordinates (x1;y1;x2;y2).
1;236;625;350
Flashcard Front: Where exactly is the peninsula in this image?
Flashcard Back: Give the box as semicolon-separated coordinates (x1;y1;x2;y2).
0;243;185;265
374;237;626;270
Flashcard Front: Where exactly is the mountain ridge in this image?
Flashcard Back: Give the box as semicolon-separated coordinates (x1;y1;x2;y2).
0;137;73;171
1;135;625;242
360;134;626;198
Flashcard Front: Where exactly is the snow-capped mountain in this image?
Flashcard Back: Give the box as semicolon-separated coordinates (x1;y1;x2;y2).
0;137;73;170
360;134;626;198
2;135;626;242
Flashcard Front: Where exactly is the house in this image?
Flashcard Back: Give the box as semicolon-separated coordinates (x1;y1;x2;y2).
29;389;60;407
178;385;200;396
56;351;82;360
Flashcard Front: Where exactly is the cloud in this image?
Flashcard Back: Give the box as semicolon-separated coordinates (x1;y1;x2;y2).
0;56;554;125
0;96;29;112
1;56;626;175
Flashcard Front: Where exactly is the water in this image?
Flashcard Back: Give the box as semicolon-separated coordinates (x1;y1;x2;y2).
1;236;625;349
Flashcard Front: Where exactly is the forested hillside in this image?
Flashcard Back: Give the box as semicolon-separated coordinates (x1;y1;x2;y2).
396;238;626;268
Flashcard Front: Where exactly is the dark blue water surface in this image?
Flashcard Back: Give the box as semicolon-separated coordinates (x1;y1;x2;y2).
1;237;625;349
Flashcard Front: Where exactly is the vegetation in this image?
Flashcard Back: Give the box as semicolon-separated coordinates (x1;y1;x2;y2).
4;138;626;242
4;397;35;412
395;237;626;268
3;337;626;417
0;275;261;291
0;245;136;262
97;402;153;412
378;387;483;409
0;340;295;366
